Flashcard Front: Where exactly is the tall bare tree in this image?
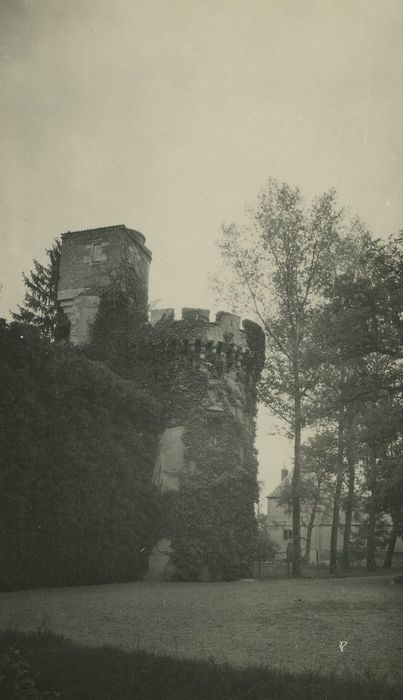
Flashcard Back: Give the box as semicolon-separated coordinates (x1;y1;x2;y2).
217;180;342;575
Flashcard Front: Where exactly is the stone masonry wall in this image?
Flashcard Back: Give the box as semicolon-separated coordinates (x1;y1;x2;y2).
57;225;151;345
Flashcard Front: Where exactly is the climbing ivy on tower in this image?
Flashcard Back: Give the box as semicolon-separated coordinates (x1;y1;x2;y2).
129;315;263;581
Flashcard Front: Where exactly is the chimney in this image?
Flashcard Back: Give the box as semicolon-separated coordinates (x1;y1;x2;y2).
281;468;288;481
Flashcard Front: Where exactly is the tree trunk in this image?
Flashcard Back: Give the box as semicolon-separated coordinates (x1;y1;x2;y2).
330;410;344;574
366;450;377;573
366;494;377;572
292;390;302;577
304;497;319;565
342;445;355;573
383;528;397;569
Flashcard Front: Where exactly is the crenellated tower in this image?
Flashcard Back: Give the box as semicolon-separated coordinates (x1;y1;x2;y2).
56;225;264;581
142;307;265;580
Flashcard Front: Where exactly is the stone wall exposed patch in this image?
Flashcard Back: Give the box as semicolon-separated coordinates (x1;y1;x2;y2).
69;294;100;346
153;426;186;492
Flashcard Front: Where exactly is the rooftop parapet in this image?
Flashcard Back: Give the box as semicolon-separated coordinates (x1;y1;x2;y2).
182;308;210;322
150;307;247;345
150;308;175;326
148;308;259;376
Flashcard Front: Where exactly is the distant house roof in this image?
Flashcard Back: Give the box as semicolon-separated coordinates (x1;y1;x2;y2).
267;471;292;499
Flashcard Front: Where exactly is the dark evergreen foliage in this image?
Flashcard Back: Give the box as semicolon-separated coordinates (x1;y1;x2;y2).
0;320;162;590
11;240;64;340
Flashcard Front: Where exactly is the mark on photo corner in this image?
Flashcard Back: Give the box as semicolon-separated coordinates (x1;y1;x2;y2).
339;641;348;653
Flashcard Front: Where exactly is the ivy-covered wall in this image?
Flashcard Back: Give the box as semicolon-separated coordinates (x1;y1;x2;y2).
0;321;162;591
2;228;265;591
56;227;265;583
126;312;265;581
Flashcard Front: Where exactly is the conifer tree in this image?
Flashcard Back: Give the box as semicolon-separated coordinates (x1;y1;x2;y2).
12;239;62;340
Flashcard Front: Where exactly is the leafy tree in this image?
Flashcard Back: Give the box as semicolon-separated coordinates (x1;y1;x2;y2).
12;239;63;340
328;236;402;364
311;232;402;572
311;362;370;574
341;406;362;571
304;226;368;572
218;180;342;575
349;515;389;567
378;429;403;568
358;397;403;570
278;430;336;564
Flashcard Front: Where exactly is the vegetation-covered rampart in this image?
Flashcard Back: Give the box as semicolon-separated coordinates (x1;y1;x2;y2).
90;295;265;581
0;319;162;591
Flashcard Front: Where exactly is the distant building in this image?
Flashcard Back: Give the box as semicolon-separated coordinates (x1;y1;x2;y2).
266;468;403;566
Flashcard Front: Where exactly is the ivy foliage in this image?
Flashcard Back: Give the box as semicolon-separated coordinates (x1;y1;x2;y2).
84;262;148;376
170;409;259;580
242;319;266;375
6;235;264;586
124;314;263;581
0;319;162;591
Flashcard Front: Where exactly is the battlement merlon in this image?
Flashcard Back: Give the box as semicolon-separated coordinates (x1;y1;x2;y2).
150;308;247;346
149;307;265;375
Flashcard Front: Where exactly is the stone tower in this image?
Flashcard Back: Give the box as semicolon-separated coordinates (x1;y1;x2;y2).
56;225;264;581
57;225;151;345
143;307;264;581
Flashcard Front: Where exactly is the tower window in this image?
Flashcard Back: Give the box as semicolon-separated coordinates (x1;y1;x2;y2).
92;244;104;262
129;246;138;265
83;241;108;265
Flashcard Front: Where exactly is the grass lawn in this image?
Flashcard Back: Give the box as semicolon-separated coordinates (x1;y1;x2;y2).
1;628;402;700
1;573;402;698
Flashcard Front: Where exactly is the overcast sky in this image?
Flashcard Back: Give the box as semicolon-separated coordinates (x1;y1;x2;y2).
1;0;402;499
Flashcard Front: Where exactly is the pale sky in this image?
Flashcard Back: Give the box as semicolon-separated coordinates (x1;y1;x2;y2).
1;0;402;500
